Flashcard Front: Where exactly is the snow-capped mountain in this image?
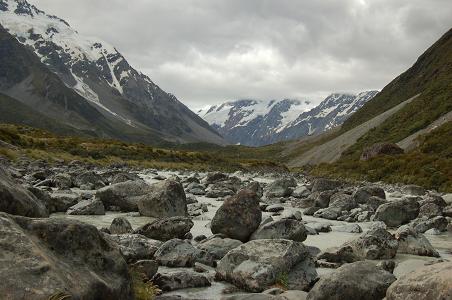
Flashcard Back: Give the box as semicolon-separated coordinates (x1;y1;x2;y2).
198;91;378;146
0;0;225;144
197;99;314;146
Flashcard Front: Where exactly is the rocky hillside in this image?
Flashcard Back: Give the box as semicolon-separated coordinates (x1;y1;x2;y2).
198;91;378;146
0;0;225;145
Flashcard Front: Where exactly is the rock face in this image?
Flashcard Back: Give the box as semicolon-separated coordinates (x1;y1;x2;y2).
211;190;262;242
360;143;404;161
96;180;150;212
0;166;48;217
386;262;452;300
0;212;132;299
250;219;308;242
216;239;317;292
374;198;420;227
394;226;439;257
66;199;105;215
346;228;398;260
134;217;194;241
307;261;396;300
138;180;187;218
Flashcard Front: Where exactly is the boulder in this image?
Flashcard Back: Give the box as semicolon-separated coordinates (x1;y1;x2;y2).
245;181;264;198
418;202;443;218
211;190;262;242
96;180;150;212
250;219;308;242
106;234;162;263
402;184;426;196
154;239;215;267
265;177;297;198
153;269;211;292
110;217;133;234
386;262;452;300
313;191;334;208
134;216;193;241
374;198;420;227
307;261;396;300
66;199;105;215
138;180;187;218
216;239;317;292
412;216;449;233
345;228;398;260
197;237;243;260
0;166;48;217
205;172;229;184
353;186;386;204
73;171;105;189
314;193;357;220
47;192;80;213
0;213;132;299
311;178;341;193
52;173;73;189
331;224;362;233
360;143;403;161
131;259;158;279
394;226;439;257
292;186;310;198
266;204;285;212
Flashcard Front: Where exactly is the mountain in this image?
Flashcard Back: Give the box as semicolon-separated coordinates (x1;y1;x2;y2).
284;28;452;190
0;0;225;145
198;91;378;146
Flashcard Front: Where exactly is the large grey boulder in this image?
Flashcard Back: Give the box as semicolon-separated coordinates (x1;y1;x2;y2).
134;216;193;241
386;262;452;300
265;177;297;198
48;192;80;213
0;212;132;299
307;261;396;300
0;166;48;217
250;219;308;242
154;239;215;267
96;180;150;211
374;197;420;227
52;173;73;189
311;178;341;192
314;193;357;220
345;228;398;260
66;199;105;215
211;190;262;242
138;180;187;218
153;269;211;291
197;237;243;260
73;171;105;189
216;239;317;292
106;233;162;263
394;226;439;257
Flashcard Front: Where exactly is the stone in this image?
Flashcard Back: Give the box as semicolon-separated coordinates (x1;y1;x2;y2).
313;191;334;208
331;224;363;233
131;259;158;279
402;184;426;196
353;186;386;204
311;178;341;192
205;172;229;184
154;239;215;267
106;233;162;262
0;213;132;299
66;199;105;215
0;166;48;217
153;269;211;291
250;219;308;242
110;217;133;234
292;186;310;198
305;222;332;233
197;237;243;260
360;143;403;161
345;228;399;260
314;193;357;220
374;198;420;227
96;180;150;212
307;261;396;300
73;171;105;189
317;245;360;264
386;262;452;300
134;216;193;241
412;215;449;233
138;180;188;218
211;190;262;242
394;226;439;257
48;192;80;213
418;202;443;218
245;181;264;198
265;177;297;198
52;173;73;189
266;204;285;212
216;239;317;292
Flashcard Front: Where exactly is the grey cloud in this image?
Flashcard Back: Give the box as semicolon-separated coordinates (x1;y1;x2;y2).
29;0;452;109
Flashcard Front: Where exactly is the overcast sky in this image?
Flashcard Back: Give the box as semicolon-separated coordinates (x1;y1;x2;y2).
29;0;452;109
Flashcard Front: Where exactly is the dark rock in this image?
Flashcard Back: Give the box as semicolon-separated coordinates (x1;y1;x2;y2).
197;237;243;260
131;259;158;279
110;217;133;234
106;234;162;263
311;178;341;192
154;239;215;267
66;199;105;215
211;190;262;242
250;219;308;242
374;197;420;227
135;216;193;241
138;180;187;218
353;186;386;204
394;226;439;257
153;269;211;292
96;180;150;212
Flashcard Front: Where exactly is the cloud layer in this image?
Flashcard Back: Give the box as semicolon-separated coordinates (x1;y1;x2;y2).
29;0;452;108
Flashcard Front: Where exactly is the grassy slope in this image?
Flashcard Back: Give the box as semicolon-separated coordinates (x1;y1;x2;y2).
0;124;286;172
